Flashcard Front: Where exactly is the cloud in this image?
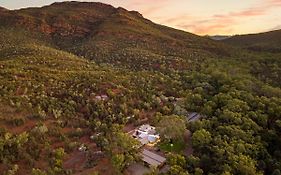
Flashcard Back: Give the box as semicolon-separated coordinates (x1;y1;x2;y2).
161;15;193;24
176;18;235;35
100;0;281;35
159;0;281;35
268;0;281;6
218;0;281;18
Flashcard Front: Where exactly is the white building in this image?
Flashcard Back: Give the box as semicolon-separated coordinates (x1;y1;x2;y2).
133;124;160;146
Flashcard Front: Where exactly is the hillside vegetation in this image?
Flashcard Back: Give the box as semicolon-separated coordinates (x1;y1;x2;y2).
0;1;236;71
223;29;281;53
222;30;281;87
0;2;281;175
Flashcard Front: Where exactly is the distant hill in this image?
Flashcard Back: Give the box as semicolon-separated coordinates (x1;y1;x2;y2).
0;1;279;85
0;6;7;11
223;29;281;53
209;35;231;41
0;1;279;84
0;1;235;70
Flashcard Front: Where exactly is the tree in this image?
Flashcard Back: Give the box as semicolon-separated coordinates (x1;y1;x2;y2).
272;169;281;175
221;172;232;175
167;153;186;167
110;131;139;156
0;132;29;163
111;154;125;174
230;154;262;175
194;168;203;175
4;164;19;175
32;168;47;175
156;115;186;141
49;148;65;175
192;129;211;149
106;125;139;173
186;155;200;172
174;105;188;116
169;165;189;175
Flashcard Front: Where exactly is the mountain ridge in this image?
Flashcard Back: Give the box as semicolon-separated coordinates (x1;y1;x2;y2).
0;6;7;11
209;35;231;41
223;29;281;52
0;1;236;71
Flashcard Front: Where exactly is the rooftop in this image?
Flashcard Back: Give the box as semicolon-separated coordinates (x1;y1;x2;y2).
187;112;205;122
141;149;166;167
132;124;160;146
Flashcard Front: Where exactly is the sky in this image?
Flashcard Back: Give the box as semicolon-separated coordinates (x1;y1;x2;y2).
0;0;281;35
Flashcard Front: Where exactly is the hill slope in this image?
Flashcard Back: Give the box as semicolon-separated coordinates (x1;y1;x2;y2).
0;1;235;70
0;2;281;175
223;29;281;53
0;6;7;11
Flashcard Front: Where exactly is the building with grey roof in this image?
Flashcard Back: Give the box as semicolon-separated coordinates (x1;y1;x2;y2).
141;149;166;167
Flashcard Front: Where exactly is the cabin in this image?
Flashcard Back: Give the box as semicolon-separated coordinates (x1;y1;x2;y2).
132;124;160;147
141;149;166;167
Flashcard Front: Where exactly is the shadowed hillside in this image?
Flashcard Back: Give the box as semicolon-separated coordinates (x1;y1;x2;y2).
0;6;7;11
223;29;281;53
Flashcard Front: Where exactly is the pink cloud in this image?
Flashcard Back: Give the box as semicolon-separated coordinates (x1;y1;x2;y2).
111;0;280;35
160;0;281;35
268;0;281;6
177;17;235;35
230;8;265;17
161;15;192;24
218;0;280;18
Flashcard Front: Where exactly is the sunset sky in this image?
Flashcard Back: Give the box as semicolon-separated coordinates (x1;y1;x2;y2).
1;0;281;35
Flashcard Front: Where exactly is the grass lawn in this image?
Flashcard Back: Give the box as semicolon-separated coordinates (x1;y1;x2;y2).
158;140;186;153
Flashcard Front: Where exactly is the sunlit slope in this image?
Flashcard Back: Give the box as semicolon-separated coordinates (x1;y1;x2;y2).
0;2;236;70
